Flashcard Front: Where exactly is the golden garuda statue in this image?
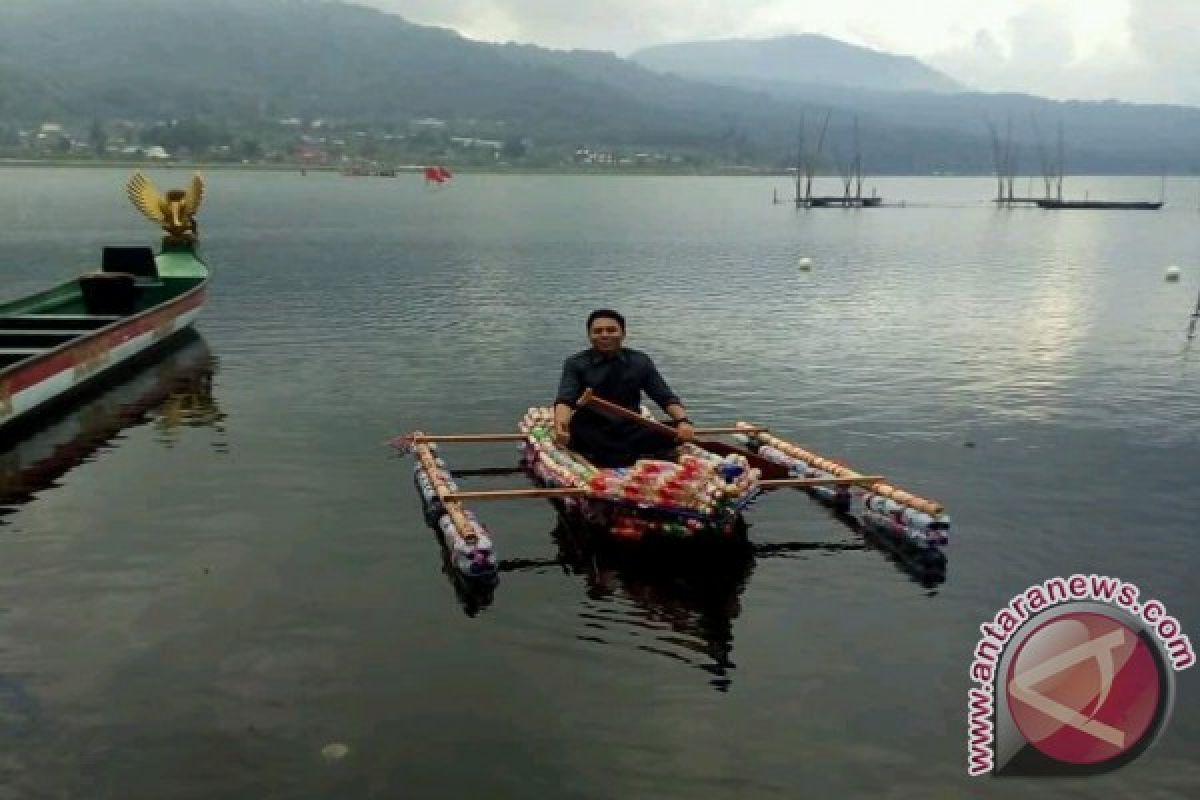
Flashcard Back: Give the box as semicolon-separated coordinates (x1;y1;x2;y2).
126;172;205;242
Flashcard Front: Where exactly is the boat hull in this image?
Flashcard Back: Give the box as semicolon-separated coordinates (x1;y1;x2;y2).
1036;200;1163;210
1;247;208;436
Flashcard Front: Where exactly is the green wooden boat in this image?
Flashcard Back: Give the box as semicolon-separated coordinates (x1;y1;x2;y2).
1;173;209;435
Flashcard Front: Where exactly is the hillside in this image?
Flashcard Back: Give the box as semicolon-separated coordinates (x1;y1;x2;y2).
631;35;963;94
0;0;1196;173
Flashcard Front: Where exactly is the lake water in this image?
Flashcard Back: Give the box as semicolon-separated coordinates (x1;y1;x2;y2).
1;168;1198;798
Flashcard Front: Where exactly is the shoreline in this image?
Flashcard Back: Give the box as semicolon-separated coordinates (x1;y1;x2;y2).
0;159;1194;179
0;159;795;176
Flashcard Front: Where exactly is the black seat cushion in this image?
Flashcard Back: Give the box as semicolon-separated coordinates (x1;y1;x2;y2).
102;246;158;278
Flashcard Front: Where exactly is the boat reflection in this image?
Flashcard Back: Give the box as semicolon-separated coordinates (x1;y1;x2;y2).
441;500;948;688
0;330;224;514
554;519;752;691
825;506;948;591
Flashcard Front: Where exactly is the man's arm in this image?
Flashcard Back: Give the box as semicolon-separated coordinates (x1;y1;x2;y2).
642;356;695;440
553;358;582;445
553;401;573;445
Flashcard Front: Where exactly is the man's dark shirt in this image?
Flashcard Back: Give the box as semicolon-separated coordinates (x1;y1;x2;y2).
555;347;680;427
554;347;682;465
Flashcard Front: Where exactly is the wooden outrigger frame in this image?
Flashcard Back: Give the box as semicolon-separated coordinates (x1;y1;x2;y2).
393;392;951;586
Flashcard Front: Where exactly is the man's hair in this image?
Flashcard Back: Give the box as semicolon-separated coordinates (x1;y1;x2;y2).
587;309;625;332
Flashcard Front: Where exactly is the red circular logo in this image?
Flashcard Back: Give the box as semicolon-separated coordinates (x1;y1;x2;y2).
1006;612;1163;765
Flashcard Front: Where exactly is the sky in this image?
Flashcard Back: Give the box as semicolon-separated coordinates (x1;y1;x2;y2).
356;0;1200;106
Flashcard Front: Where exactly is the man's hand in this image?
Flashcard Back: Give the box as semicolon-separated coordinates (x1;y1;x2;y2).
553;420;571;447
675;421;696;442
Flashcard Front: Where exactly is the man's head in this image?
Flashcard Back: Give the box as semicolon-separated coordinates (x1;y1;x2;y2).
587;309;625;354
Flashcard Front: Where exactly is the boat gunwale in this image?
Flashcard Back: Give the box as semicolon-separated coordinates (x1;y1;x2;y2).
0;274;208;381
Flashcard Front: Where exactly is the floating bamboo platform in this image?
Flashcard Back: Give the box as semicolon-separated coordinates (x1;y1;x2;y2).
392;407;951;587
1036;199;1163;210
802;196;883;208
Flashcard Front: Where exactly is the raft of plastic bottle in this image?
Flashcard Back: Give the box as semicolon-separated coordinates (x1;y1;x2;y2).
733;431;951;551
519;407;761;541
410;441;498;578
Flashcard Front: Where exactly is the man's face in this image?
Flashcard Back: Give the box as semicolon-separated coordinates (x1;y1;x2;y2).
588;317;625;354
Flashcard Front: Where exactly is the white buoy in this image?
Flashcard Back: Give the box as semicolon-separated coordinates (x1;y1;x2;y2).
1165;265;1181;282
321;743;350;761
798;256;813;271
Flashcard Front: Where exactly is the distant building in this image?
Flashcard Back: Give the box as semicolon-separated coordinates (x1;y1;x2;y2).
573;147;616;165
294;145;328;163
144;145;171;159
35;123;71;153
450;137;502;150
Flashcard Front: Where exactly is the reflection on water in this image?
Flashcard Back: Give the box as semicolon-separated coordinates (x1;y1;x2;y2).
0;330;224;514
442;495;948;689
553;518;751;691
3;173;1199;798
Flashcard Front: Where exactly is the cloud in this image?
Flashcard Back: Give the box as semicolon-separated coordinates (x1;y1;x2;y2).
363;0;741;53
928;5;1081;96
361;0;986;55
360;1;1200;105
924;1;1199;105
1125;0;1200;105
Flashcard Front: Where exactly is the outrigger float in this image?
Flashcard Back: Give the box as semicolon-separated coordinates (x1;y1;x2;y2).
392;390;950;584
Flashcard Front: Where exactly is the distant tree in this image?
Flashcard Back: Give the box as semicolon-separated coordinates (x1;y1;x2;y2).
502;135;527;160
409;128;444;150
142;118;229;152
89;118;107;157
237;138;262;160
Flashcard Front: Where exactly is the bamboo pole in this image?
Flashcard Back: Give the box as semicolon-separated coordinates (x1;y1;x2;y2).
445;477;888;499
414;433;529;443
740;424;945;515
444;487;589;501
577;390;791;479
411;441;480;540
409;425;768;444
758;476;885;489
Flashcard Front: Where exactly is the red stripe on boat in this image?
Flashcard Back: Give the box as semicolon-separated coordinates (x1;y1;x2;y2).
5;287;206;394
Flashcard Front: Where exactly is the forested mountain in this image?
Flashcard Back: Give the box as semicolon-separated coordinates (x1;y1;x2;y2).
631;35;963;94
0;0;1197;173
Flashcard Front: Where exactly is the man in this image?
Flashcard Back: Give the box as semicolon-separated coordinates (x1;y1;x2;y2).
553;309;695;468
